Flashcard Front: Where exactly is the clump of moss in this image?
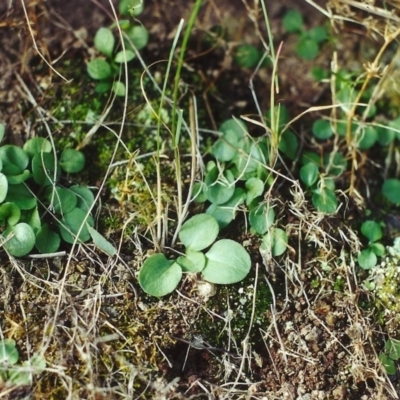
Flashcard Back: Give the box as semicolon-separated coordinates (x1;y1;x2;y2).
367;237;400;315
194;275;271;349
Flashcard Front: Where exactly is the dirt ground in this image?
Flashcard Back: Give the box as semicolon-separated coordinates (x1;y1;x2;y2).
1;0;400;399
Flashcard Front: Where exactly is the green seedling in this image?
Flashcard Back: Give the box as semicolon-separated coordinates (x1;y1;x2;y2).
0;339;46;386
379;338;400;375
87;1;149;96
299;149;346;214
138;213;251;297
0;123;116;257
233;44;264;69
357;220;385;269
282;9;328;60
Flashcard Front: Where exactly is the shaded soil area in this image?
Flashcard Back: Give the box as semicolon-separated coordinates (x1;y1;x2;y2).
0;0;400;399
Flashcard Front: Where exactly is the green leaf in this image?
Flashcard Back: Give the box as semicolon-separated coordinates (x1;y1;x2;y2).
0;173;8;203
114;49;135;63
179;213;219;251
94;27;115;57
87;226;117;257
356;125;377;150
211;130;239;162
245;177;264;206
382;179;400;205
177;250;206;273
357;248;377;270
112;81;126;97
385;338;400;361
312;119;333;140
283;9;303;32
0;145;29;176
379;353;396;375
219;118;247;140
58;208;94;244
0;123;5;143
35;224;61;254
95;81;112;93
296;37;319;60
45;187;77;214
119;0;144;16
312;187;337;214
23;137;52;157
5;184;37;210
233;140;267;180
7;169;30;185
125;25;149;50
59;148;85;173
2;222;35;257
233;44;261;69
32;152;60;186
139;253;182;297
324;152;347;177
308;26;328;43
361;220;382;243
69;185;95;213
203;239;251;284
87;59;112;80
0;339;19;365
0;203;20;226
279;130;298;160
206;187;246;229
300;162;319;187
249;203;275;235
205;167;235;205
370;242;385;257
192;181;208;203
261;228;288;257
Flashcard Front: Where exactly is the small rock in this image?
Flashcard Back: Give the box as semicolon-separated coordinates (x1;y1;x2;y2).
332;385;346;400
305;326;322;342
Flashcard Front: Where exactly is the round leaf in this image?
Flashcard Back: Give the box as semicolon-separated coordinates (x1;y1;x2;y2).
69;185;95;213
361;220;382;243
357;248;377;270
35;224;61;253
383;179;400;205
300;162;319;187
0;145;29;175
45;187;77;214
261;228;288;257
279;130;298;160
0;203;20;226
245;177;264;205
0;339;19;365
177;250;206;273
2;222;35;257
139;253;182;297
125;25;149;50
112;81;126;97
5;184;37;210
249;203;275;235
205;168;235;205
94;27;115;57
32;152;60;186
203;239;251;284
312;187;337;214
114;49;135;63
87;59;112;80
233;44;261;69
0;173;8;203
59;149;85;173
58;208;94;244
179;213;219;251
23;137;52;157
312;119;333;140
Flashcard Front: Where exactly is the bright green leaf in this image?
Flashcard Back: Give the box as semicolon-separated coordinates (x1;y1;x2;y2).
383;179;400;205
361;220;382;243
177;250;206;273
60;148;85;173
94;27;115;57
35;224;61;254
203;239;251;284
23;137;52;157
357;248;377;270
261;228;288;257
87;226;117;256
87;59;112;80
58;208;94;244
2;222;35;257
312;119;333;140
249;203;275;235
312;187;337;214
0;173;8;203
114;49;135;63
300;162;319;187
179;213;219;251
139;253;182;297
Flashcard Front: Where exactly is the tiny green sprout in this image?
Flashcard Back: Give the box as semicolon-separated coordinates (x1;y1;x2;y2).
382;179;400;205
380;338;400;375
282;9;328;60
357;220;385;270
233;44;262;69
87;3;149;96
